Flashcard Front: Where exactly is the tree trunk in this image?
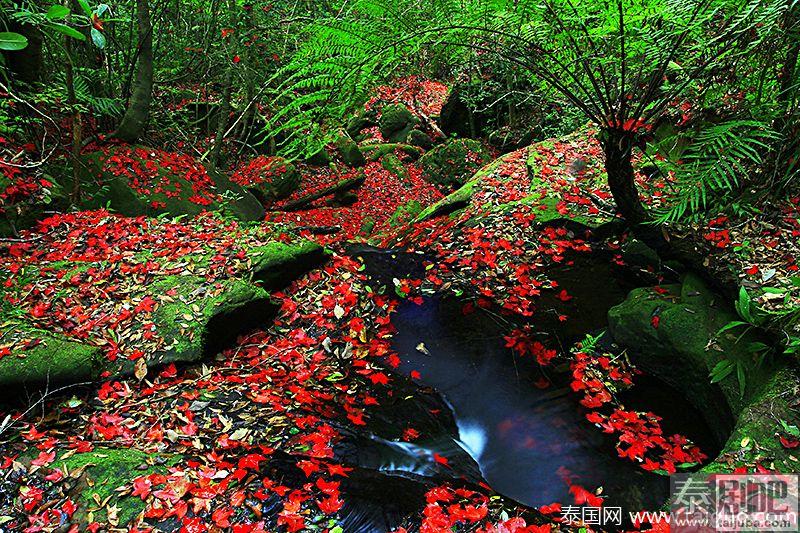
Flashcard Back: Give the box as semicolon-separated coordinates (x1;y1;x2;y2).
778;5;799;116
211;64;234;168
65;6;82;203
601;131;647;225
115;0;153;143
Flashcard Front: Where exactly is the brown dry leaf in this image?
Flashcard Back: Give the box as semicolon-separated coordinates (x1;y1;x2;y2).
134;358;148;381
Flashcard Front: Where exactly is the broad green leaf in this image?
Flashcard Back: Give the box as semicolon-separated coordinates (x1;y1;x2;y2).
91;27;106;49
710;360;735;383
718;321;748;334
46;5;70;20
77;0;93;16
49;23;86;41
0;32;28;51
736;363;746;398
736;287;753;322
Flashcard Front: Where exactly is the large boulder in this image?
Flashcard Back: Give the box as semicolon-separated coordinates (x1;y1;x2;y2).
0;323;104;386
231;155;302;206
359;143;421;162
0;216;325;386
608;274;799;471
406;128;434;150
418;138;491;190
346;112;378;142
334;132;367;167
80;145;265;221
379;104;420;143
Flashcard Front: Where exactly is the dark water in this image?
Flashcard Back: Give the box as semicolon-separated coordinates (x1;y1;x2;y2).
391;296;672;511
346;247;718;519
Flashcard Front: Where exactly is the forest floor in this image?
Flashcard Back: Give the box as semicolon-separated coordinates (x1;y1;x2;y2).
1;80;799;533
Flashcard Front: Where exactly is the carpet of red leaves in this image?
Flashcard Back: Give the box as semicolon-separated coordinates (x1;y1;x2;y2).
0;125;746;533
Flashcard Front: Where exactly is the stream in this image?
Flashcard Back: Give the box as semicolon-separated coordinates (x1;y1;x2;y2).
342;245;718;526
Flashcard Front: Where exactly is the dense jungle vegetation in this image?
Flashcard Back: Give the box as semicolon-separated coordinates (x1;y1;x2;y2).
0;0;798;531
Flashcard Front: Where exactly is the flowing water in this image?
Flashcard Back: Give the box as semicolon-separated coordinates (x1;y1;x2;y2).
340;246;718;526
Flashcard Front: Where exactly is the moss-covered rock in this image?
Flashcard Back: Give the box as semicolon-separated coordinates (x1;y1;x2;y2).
141;276;276;372
360;143;422;162
380;153;410;183
207;168;266;221
79;145;264;221
52;447;179;526
306;148;331;165
248;240;327;288
418;138;491;189
231;156;302;206
0;324;104;386
407;128;433;150
607;274;798;471
335;132;367;167
387;200;423;227
0;235;323;385
379;104;420;143
346;112;378;142
415;152;509;221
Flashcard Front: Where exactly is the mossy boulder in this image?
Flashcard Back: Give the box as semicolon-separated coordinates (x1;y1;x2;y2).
0;238;323;386
379;104;420;143
207;168;266;221
334;132;366;167
415;152;509;221
418;138;491;189
0;324;104;386
407;128;433;150
388;200;423;227
249;240;327;288
360;143;421;162
79;145;264;221
52;447;179;526
346;112;378;142
607;274;798;471
231;156;302;207
306;148;332;165
380;153;410;183
140;276;276;372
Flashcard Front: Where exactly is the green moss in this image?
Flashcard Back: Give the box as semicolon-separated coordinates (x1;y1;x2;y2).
416;179;478;221
415;150;534;222
703;367;799;473
335;133;366;167
143;276;272;370
359;143;422;162
387;200;423;227
608;274;796;472
248;240;326;287
55;447;179;526
380;153;410;182
0;324;103;386
359;217;376;236
378;104;419;143
418;139;491;189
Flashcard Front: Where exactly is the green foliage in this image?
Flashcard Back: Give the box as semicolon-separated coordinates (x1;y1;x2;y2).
36;69;124;116
0;31;28;50
654;121;780;223
714;285;800;396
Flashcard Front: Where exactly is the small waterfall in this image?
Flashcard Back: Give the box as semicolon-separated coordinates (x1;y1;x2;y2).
454;418;487;463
